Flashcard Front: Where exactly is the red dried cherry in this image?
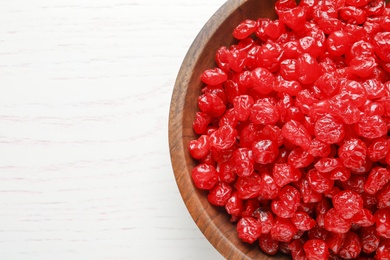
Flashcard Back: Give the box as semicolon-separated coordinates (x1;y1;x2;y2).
338;138;367;170
200;68;228;85
252;139;279;165
338;231;362;259
198;93;226;118
250;99;280;125
191;164;218;190
324;208;352;234
282;120;312;149
304;239;330;260
314;114;345;144
233;19;257;40
360;226;380;254
270;217;297;243
333;190;363;219
258;234;279;255
273;163;302;187
207;182;233;206
235;173;262;199
236;217;262;243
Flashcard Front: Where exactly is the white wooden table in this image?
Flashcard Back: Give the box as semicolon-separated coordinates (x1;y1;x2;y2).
0;1;227;259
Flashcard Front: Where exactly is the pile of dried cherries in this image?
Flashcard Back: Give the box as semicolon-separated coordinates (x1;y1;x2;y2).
189;0;390;259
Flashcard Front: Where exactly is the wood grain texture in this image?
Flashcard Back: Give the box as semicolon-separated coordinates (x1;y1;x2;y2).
0;0;227;259
169;0;290;259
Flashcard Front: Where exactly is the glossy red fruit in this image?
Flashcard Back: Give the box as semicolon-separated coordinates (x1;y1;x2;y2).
338;232;362;259
308;225;330;241
342;174;367;194
210;145;235;163
252;140;279;165
327;30;351;56
236;217;262;243
207;182;233;206
326;232;346;254
200;68;228;85
250;99;280;125
339;80;367;108
259;234;279;255
288;147;314;168
282;120;312;149
232;148;254;177
339;6;367;25
256;41;283;72
270;217;297;243
239;123;262;149
333;190;363;219
355;115;387;139
377;182;390;209
260;125;284;147
198;93;226;118
299;177;323;204
272;163;302;187
362;78;385;100
373;32;390;62
296;53;321;84
233;19;257;40
360;226;380;254
315;158;342;173
235;173;262;199
279;5;306;30
350;56;377;78
259;172;281;200
251;67;276;95
364;167;390;194
218;161;236;184
292;211;316;231
338;138;367;170
255;210;275;234
271;185;300;218
210;125;237;150
304;239;330;260
314;114;345;144
191;164;218;190
375;208;390;239
375;239;390;259
190;1;390;258
192;112;211;135
346;0;370;7
309;139;331;157
368;138;389;161
188;135;210;159
288;239;306;260
241;199;260;218
218;108;238;128
351;208;375;227
215;46;231;72
324;208;352;234
329;168;351;182
233;95;254;122
298;36;325;59
225;191;244;217
332;96;362;125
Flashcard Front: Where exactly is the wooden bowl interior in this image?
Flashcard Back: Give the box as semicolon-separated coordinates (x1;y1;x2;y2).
169;0;291;259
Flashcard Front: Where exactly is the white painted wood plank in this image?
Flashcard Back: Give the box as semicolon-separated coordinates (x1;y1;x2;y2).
0;0;227;259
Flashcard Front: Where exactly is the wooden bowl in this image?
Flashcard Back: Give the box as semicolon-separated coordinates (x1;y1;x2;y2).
169;0;290;259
